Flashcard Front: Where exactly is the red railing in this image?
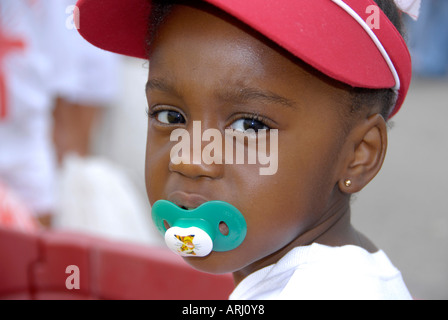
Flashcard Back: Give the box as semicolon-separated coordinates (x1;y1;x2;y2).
0;227;234;300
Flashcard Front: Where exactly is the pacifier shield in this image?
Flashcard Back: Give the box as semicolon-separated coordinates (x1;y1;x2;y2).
151;200;247;256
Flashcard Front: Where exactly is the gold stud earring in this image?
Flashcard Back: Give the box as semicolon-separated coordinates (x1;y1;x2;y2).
344;179;352;187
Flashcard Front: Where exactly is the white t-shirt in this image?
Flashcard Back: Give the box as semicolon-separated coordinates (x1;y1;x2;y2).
229;243;412;300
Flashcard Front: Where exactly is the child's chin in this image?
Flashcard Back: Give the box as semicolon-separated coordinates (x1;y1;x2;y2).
182;251;243;275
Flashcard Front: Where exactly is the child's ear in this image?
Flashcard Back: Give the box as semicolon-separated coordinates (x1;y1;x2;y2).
338;113;388;194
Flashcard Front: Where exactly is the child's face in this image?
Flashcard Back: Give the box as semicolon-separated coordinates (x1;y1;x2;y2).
145;4;352;276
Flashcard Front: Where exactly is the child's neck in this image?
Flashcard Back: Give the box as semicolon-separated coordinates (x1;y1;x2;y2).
312;207;378;253
232;196;377;286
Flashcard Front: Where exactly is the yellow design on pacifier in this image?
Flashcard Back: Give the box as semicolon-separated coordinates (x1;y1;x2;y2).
174;233;197;255
151;200;247;257
166;227;213;257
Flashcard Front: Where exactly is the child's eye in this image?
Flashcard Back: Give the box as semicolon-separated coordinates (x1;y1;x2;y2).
151;110;186;125
230;117;270;133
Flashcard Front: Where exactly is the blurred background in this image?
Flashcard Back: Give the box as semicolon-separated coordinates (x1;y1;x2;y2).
1;0;447;299
352;0;448;300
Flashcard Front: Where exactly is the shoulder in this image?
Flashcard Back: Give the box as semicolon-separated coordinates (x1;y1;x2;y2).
277;244;412;300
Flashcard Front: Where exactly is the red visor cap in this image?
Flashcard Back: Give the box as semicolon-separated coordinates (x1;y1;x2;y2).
76;0;412;118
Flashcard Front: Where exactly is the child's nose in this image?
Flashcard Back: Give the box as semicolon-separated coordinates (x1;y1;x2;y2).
168;130;225;180
168;156;224;180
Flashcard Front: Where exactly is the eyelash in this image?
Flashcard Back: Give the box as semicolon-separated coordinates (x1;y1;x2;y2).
147;106;186;124
227;113;272;130
146;107;274;131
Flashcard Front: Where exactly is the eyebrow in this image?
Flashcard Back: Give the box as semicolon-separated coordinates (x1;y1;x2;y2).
146;78;298;110
146;78;181;97
218;86;298;110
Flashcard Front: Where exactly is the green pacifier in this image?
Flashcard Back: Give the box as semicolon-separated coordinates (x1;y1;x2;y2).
151;200;247;257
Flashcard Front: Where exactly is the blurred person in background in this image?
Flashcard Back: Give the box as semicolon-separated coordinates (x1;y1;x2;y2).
405;0;448;78
51;1;120;165
0;0;119;230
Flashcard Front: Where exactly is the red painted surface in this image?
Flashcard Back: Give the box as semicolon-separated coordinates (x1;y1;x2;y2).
0;227;234;300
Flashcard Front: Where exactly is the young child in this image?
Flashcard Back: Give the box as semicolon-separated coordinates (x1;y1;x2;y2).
76;0;416;299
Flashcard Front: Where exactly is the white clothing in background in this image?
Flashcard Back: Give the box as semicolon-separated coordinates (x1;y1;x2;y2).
0;0;119;216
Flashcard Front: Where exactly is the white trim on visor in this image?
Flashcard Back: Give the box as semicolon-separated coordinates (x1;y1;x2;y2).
331;0;400;91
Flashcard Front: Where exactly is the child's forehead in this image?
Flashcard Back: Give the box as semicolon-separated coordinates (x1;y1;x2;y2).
148;14;350;121
149;7;340;107
76;0;411;117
